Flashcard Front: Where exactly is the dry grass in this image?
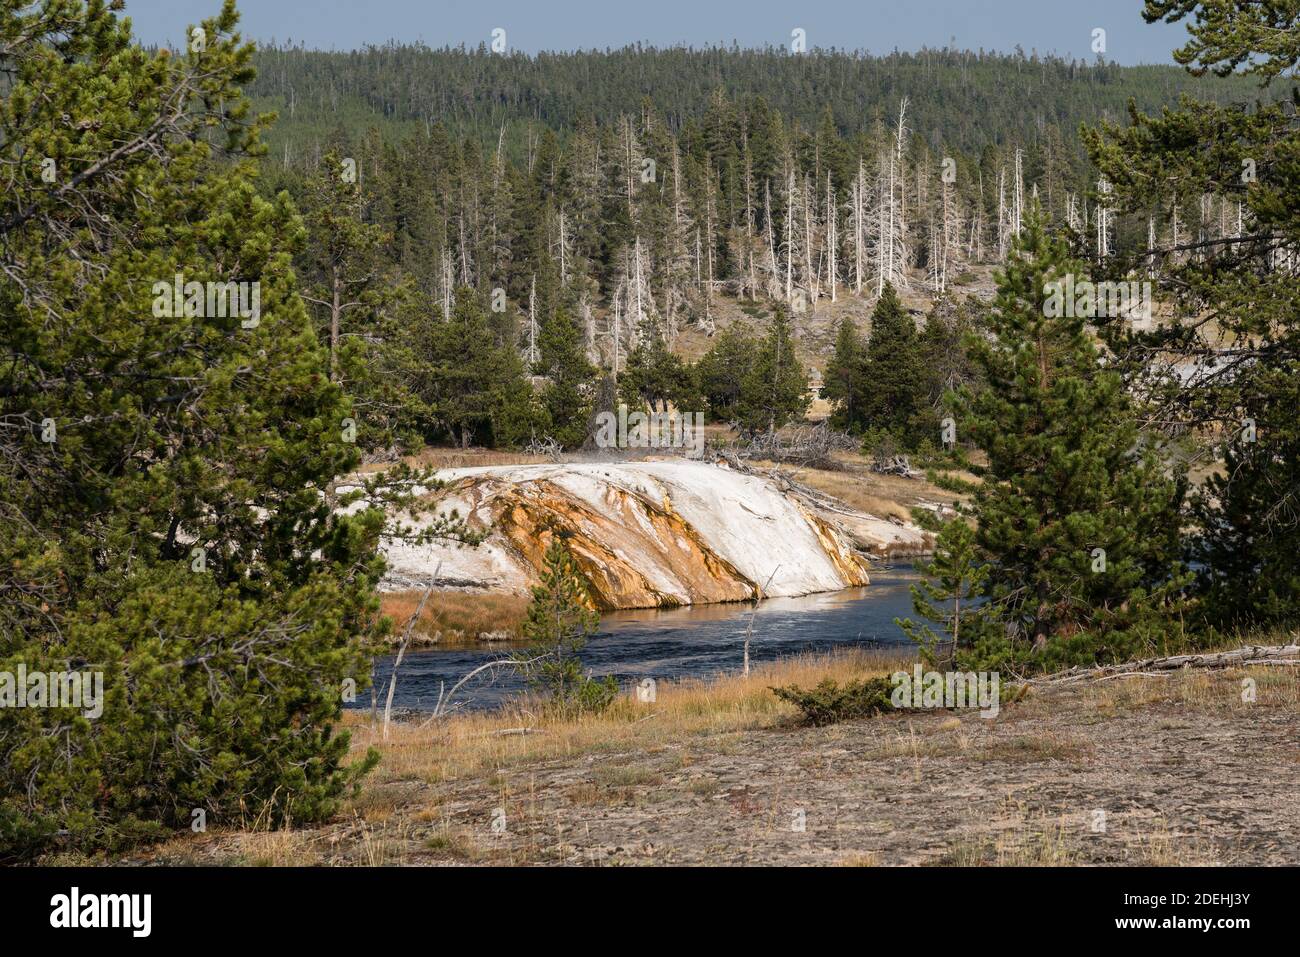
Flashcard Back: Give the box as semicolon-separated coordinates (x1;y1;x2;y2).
355;446;553;475
238;829;328;867
939;815;1079;866
344;648;916;789
118;639;1298;867
1012;645;1300;723
423;827;481;861
378;589;530;646
138;817;330;867
405;447;553;470
838;852;883;866
754;451;970;523
933;796;1224;867
351;635;1297;795
981;731;1095;763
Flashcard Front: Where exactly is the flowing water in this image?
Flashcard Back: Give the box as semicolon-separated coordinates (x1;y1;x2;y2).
359;562;922;713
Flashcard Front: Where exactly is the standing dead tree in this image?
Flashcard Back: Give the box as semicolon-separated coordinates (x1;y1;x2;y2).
382;568;439;739
743;567;781;677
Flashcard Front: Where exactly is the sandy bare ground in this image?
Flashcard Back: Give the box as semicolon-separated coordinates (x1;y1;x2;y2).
135;659;1299;867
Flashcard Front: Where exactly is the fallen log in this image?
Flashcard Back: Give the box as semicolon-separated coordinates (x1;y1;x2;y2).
484;727;546;737
870;453;923;479
1028;643;1300;686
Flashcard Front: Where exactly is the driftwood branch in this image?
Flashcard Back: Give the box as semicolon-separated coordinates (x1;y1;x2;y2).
523;435;564;459
1026;644;1300;686
870;453;922;479
731;422;856;470
382;571;438;740
415;654;549;727
483;726;546;737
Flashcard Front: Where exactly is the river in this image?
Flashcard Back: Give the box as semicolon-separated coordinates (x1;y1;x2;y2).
357;562;922;713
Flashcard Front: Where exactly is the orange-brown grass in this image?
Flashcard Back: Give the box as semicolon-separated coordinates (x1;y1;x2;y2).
379;590;530;646
344;648;917;788
1072;659;1300;716
355;446;552;475
752;452;970;524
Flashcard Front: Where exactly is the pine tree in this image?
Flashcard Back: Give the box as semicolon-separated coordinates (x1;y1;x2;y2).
696;325;758;421
513;537;617;715
823;316;867;432
946;210;1190;669
299;149;427;451
896;513;992;667
535;306;596;449
1189;366;1300;629
860;283;927;445
736;306;808;435
0;0;386;858
1085;0;1300;633
619;335;698;415
420;292;539;448
914;297;984;445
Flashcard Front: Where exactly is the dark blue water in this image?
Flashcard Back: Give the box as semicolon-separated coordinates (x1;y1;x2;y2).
358;562;921;713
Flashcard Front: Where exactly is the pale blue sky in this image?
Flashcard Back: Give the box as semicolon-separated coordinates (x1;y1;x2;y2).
120;0;1194;65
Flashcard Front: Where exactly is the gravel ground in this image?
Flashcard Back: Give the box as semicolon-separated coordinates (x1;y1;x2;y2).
143;664;1298;867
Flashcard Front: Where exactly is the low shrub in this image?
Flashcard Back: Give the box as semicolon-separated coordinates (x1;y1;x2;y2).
770;676;896;726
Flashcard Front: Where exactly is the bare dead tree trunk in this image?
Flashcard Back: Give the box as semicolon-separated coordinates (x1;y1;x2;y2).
382;579;437;740
743;567;781;677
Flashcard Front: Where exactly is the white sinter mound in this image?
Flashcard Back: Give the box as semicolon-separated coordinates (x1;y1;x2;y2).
377;459;923;609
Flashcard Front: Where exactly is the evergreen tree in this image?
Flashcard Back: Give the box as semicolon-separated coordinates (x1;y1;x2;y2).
736;307;808;435
824;316;868;432
299;149;427;451
1188;356;1300;628
619;335;699;414
513;536;617;715
696;325;758;421
917;297;983;420
418;292;539;448
0;0;385;858
896;513;992;667
860;283;927;446
535;306;596;449
301;149;386;381
944;211;1190;670
1085;0;1300;633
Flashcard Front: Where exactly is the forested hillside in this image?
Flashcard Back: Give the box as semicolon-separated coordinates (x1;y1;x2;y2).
247;43;1267;160
251;43;1287;457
